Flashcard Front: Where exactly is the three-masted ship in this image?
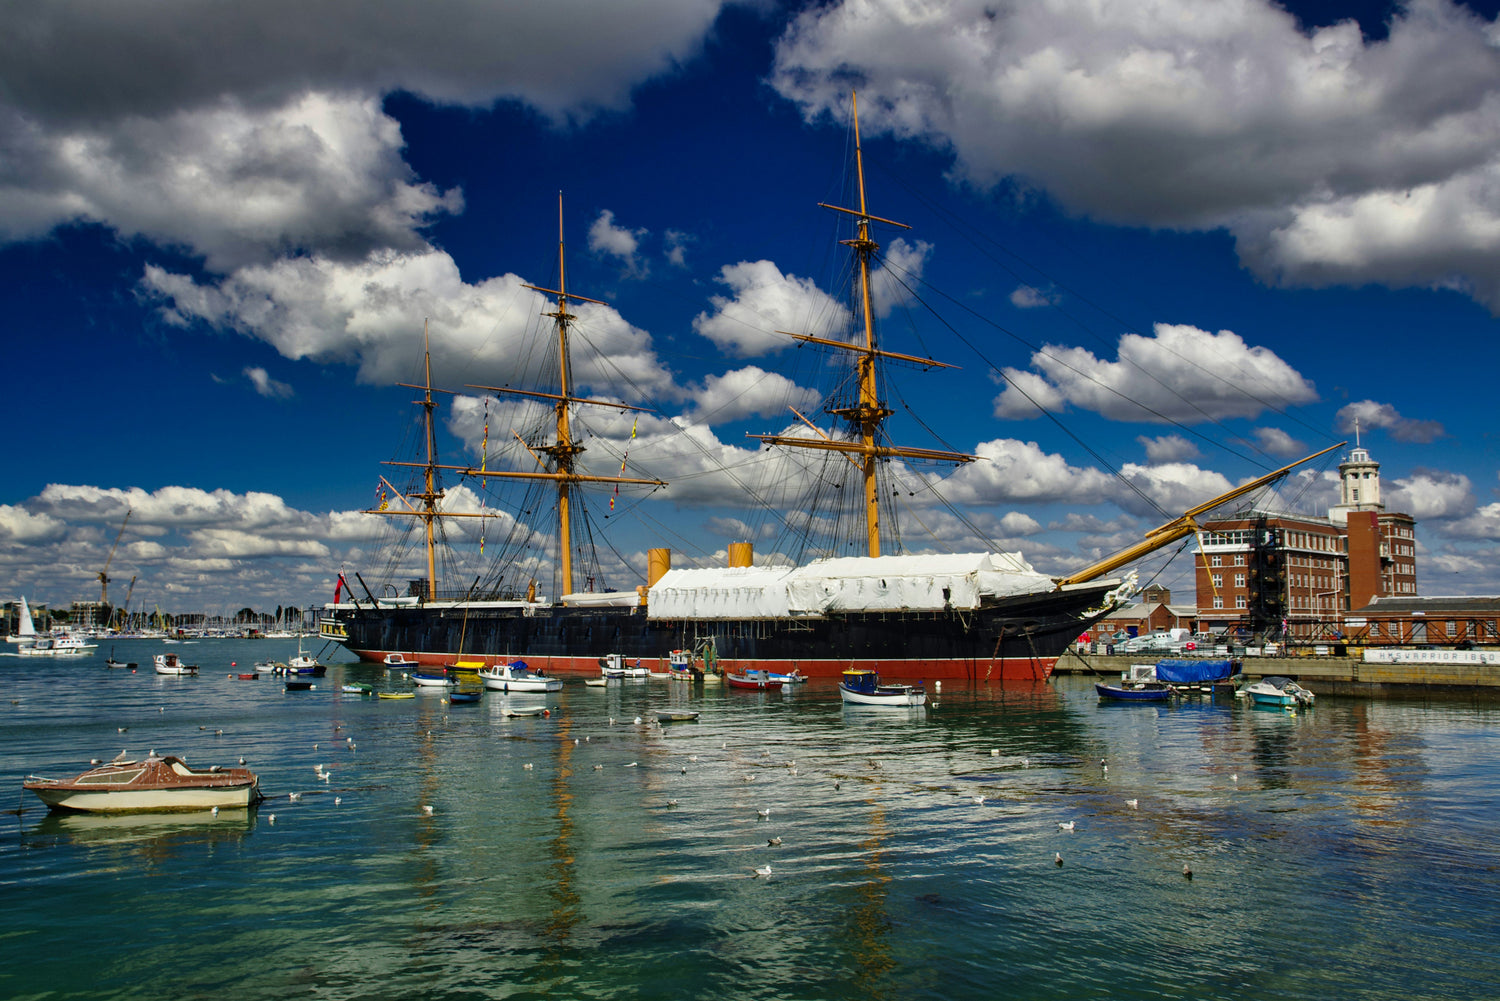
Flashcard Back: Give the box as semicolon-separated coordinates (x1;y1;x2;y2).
324;96;1329;681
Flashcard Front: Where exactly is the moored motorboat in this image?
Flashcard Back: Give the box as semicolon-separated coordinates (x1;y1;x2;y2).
447;689;481;703
19;632;95;657
153;653;199;676
505;705;551;717
478;660;563;693
1095;680;1174;702
657;710;700;722
341;682;373;695
378;691;416;700
383;652;418;669
767;670;807;684
412;670;455;688
838;669;926;707
599;653;650;679
234;672;260;680
24;752;262;813
726;670;784;691
1241;677;1315;707
284;679;315;691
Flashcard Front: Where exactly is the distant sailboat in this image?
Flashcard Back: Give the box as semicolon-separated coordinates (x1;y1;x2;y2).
6;597;37;646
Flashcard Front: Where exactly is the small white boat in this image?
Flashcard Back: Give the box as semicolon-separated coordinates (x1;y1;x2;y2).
153;653;199;676
411;670;456;688
287;638;322;672
24;752;261;813
18;632;95;657
657;710;700;723
1242;676;1315;707
382;652;418;669
583;678;609;688
478;660;563;692
599;653;650;679
505;705;551;717
5;597;38;647
838;669;926;707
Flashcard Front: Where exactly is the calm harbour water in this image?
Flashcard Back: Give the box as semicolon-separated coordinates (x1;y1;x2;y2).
2;639;1497;1000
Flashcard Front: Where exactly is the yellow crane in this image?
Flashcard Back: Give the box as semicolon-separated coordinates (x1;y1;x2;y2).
98;509;131;605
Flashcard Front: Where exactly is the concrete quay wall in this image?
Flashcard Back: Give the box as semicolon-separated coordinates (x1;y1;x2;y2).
1053;652;1500;698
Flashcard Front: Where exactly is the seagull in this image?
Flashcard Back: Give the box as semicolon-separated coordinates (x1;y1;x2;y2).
1183;863;1193;880
215;729;223;736
267;813;277;825
973;795;986;805
314;764;326;774
688;755;698;762
313;743;318;751
757;808;770;819
681;766;687;774
211;806;219;816
117;727;128;733
349;743;356;751
422;805;434;816
834;780;841;791
609;717;615;725
319;772;330;782
990;749;999;757
1058;821;1075;831
1231;773;1239;783
523;763;534;770
1022;757;1030;767
743;774;756;783
239;757;247;766
1055;852;1063;867
1126;799;1139;810
334;796;342;805
346;736;354;744
289;792;302;802
594;764;604;770
199;726;206;731
767;837;781;846
158;706;164;713
625;761;638;768
667;798;678;807
633;716;642;725
573;738;580;745
89;758;101;765
753;864;772;878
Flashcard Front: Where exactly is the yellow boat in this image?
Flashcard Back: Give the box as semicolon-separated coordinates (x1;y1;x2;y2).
378;691;416;700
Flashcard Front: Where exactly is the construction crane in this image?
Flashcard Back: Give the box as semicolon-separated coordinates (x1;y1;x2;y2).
116;575;137;631
98;510;131;605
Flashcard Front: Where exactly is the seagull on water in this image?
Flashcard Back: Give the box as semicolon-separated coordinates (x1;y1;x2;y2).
625;761;638;767
767;837;781;846
289;792;302;802
319;772;330;782
268;814;276;825
834;780;841;791
593;764;603;770
990;749;999;757
1126;799;1139;809
89;758;101;765
239;757;247;766
757;808;770;819
523;763;534;770
1183;863;1193;880
422;805;434;816
973;795;986;805
667;798;678;807
633;716;642;725
117;727;127;733
334;796;342;805
1054;853;1063;866
211;806;219;816
1231;773;1238;783
753;865;772;878
1058;821;1075;832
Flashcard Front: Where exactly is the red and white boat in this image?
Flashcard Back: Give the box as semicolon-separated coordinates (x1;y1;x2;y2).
24;753;262;813
725;670;784;691
153;653;199;675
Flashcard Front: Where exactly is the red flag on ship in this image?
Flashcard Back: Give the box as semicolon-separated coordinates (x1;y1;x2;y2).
334;572;350;604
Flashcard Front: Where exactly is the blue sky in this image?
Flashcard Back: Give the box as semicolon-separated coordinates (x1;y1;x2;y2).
4;0;1500;615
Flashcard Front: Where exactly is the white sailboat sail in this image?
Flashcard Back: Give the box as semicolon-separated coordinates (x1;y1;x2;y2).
7;597;37;644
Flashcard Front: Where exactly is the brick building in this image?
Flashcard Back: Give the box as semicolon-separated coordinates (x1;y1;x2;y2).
1195;443;1417;641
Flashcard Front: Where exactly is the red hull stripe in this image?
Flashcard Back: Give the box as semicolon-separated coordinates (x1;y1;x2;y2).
352;649;1056;682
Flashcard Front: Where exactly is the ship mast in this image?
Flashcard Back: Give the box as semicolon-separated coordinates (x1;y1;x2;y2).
467;194;664;597
750;92;972;557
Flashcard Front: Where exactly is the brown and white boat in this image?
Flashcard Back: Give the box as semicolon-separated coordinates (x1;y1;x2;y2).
24;752;262;813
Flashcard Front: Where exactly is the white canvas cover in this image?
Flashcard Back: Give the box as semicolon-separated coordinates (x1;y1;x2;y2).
647;552;1057;620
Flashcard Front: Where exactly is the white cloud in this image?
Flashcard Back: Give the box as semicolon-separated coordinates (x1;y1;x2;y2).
1116;462;1235;519
689;366;820;424
771;0;1500;312
1009;285;1055;309
143;248;676;398
0;3;731;267
1138;434;1200;463
692;259;850;357
1253;426;1306;458
664;229;692;267
937;438;1115;505
1388;469;1475;520
872;237;932;317
994;323;1317;422
997;511;1042;536
1444;503;1500;539
589;209;647;275
1336;399;1446;443
244;366;293;398
0;504;66;543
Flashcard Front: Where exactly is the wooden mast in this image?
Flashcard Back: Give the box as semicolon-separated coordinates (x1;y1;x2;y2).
749;91;972;557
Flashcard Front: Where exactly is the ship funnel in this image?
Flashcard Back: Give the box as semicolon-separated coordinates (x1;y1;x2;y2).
647;548;672;587
728;542;754;568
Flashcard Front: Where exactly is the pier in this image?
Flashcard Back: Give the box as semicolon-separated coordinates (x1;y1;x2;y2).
1054;651;1500;697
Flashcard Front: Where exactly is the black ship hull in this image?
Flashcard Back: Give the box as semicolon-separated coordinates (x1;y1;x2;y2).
326;582;1114;682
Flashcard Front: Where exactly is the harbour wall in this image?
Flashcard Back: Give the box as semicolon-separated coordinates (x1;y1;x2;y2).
1053;651;1500;697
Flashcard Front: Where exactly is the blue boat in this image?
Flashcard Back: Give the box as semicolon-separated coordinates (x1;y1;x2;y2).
447;690;481;704
1095;680;1173;702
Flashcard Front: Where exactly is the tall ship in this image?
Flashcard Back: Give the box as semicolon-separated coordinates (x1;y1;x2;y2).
323;96;1333;682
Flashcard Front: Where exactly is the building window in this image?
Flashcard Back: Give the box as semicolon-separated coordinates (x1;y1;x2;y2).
1234;554;1244;566
1211;555;1222;567
1235;574;1246;587
1236;596;1248;609
1213;597;1224;609
1212;575;1222;588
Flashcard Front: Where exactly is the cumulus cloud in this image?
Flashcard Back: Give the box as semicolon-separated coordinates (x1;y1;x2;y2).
692;259;850;357
0;2;732;278
664;229;692;268
1116;463;1236;519
872;237;932;317
1253;426;1306;458
1387;469;1475;520
143;248;676;398
937;438;1116;505
689;366;820;424
771;0;1500;311
1138;434;1200;463
589;209;647;275
0;504;66;543
1445;504;1500;539
994;323;1317;422
244;366;293;398
1337;399;1446;443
